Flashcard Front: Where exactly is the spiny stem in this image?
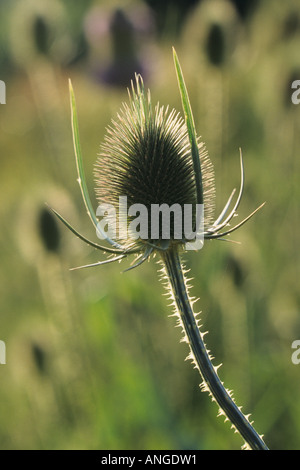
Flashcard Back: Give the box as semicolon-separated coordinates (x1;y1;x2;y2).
160;247;269;450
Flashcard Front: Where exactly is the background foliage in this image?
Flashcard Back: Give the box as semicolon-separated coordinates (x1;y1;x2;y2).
1;0;300;450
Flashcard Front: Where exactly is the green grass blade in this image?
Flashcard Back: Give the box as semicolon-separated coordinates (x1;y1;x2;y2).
173;48;203;205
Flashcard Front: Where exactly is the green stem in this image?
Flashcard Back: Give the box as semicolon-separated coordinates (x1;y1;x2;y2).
160;247;269;450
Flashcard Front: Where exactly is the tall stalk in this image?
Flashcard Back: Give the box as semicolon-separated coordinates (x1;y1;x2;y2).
53;48;269;450
161;247;268;451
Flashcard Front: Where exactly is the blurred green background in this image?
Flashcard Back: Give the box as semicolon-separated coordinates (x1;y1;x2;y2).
1;0;300;450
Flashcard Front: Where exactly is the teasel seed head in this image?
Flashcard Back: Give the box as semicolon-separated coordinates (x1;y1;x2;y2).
94;74;215;250
51;49;264;271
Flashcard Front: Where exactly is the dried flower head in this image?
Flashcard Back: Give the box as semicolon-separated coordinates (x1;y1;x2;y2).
51;50;263;271
94;75;215;251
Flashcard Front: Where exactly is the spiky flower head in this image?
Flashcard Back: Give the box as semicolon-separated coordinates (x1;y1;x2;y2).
51;50;268;450
94;75;215;251
51;49;264;272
